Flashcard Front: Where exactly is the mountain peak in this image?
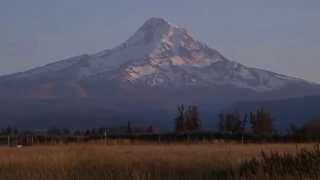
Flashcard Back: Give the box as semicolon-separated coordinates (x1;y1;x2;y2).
1;18;317;94
145;17;167;23
143;17;178;28
122;17;193;49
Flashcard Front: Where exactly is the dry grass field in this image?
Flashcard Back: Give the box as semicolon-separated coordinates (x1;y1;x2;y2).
0;142;318;180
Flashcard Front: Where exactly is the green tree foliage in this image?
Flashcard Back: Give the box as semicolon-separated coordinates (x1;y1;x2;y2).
84;129;91;136
13;127;19;135
232;109;242;133
184;105;201;131
250;106;274;134
219;110;245;134
225;113;232;133
74;130;81;136
217;112;225;132
1;128;5;135
175;104;186;132
98;126;104;135
191;106;201;131
61;127;71;135
175;104;202;132
146;126;154;133
184;106;192;131
242;113;248;132
127;121;134;134
22;130;33;135
249;112;256;132
5;126;12;135
287;119;320;140
47;126;61;135
288;123;299;135
90;128;97;136
295;118;320;138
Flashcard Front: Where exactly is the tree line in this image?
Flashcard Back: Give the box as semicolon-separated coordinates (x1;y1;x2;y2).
174;105;201;132
174;104;275;135
0;126;19;136
1;104;320;143
173;104;320;140
0;123;154;137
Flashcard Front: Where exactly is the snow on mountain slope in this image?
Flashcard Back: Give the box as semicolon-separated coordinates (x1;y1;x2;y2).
2;54;87;80
1;17;317;92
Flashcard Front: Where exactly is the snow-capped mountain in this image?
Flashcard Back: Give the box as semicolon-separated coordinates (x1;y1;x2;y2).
1;17;320;129
2;17;317;93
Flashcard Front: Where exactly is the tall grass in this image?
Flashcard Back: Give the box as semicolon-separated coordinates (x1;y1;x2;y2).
228;144;320;179
0;143;318;180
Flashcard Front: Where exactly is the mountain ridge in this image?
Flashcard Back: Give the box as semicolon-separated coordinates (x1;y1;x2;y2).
1;17;317;93
0;17;319;129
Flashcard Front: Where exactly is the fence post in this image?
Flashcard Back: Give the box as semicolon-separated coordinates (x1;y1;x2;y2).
104;132;107;144
31;136;34;146
7;135;10;147
241;134;244;144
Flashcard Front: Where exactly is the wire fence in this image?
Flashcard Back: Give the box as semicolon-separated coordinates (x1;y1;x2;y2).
1;132;320;147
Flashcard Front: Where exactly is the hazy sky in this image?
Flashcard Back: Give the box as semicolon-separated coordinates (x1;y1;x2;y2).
1;0;319;83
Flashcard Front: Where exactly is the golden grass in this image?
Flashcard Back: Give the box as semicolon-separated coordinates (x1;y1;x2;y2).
0;143;316;180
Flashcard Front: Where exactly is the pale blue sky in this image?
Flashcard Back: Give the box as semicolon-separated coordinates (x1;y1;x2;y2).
0;0;319;82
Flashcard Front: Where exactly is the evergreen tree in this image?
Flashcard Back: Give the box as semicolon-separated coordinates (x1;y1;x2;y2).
249;112;257;133
221;110;244;133
98;126;104;135
217;112;225;132
231;109;242;133
191;106;201;131
6;126;12;135
84;129;91;136
47;126;61;135
183;105;201;131
252;107;274;134
13;127;19;135
146;126;154;133
74;130;81;136
288;123;299;135
22;130;33;135
127;121;134;134
90;128;97;136
175;104;186;132
225;113;233;133
242;112;248;132
184;106;193;131
61;127;71;135
301;119;320;138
